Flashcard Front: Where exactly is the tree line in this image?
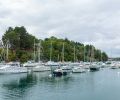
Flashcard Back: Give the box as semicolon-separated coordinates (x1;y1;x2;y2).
1;26;108;63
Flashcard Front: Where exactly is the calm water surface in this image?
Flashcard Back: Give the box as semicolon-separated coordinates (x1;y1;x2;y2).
0;68;120;100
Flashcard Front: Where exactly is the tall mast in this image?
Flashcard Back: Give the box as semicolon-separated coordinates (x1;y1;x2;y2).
6;40;9;61
101;51;102;62
74;46;76;62
38;40;41;62
62;43;64;63
34;39;36;62
91;46;94;62
90;45;92;63
50;42;52;61
84;45;85;62
57;54;59;62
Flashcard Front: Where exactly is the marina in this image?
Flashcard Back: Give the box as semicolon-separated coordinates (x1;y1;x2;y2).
0;0;120;99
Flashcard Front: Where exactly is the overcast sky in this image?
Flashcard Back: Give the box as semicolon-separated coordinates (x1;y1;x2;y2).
0;0;120;57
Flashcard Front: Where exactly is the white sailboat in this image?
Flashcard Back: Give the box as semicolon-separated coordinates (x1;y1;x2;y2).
0;41;28;74
52;43;72;76
33;40;50;72
72;46;85;73
0;62;27;74
89;46;100;71
24;40;50;72
72;66;85;73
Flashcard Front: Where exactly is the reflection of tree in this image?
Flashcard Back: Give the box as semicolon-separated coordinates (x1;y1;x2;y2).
2;74;37;99
1;72;73;100
3;74;37;89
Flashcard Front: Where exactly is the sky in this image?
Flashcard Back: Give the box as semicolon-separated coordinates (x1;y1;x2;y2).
0;0;120;57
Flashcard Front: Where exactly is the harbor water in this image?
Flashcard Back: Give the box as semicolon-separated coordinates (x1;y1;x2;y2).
0;68;120;100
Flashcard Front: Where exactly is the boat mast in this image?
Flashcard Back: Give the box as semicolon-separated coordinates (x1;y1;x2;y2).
50;42;52;61
90;45;92;63
57;54;59;62
38;40;41;62
6;40;9;62
34;39;36;62
91;46;94;62
74;46;76;62
84;45;85;62
101;51;102;62
62;43;64;63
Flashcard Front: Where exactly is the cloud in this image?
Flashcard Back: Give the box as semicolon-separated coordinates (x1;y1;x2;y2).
0;0;120;57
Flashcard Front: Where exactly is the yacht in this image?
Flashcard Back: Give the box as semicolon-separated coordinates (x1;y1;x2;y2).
110;63;119;69
52;65;72;77
33;64;50;72
24;61;51;72
89;63;100;71
52;68;63;77
0;62;27;74
72;66;86;73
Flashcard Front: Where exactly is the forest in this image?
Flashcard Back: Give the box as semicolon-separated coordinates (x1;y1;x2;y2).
1;26;108;63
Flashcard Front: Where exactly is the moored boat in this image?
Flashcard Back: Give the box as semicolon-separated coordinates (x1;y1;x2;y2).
0;62;27;74
72;67;86;73
89;63;100;71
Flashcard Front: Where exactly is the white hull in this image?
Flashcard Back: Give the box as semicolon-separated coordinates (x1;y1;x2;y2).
33;66;50;72
72;67;86;73
0;67;27;74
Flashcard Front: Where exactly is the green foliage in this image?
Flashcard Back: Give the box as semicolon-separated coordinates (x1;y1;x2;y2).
2;26;108;62
2;26;38;50
41;36;108;62
8;50;16;61
20;54;29;63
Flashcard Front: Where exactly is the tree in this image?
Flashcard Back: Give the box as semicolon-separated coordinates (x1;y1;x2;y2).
2;26;108;62
2;26;38;50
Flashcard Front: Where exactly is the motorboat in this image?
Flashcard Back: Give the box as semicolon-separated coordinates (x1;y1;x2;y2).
52;68;63;77
52;65;72;77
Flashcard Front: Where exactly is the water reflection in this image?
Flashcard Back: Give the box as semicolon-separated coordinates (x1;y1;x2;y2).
1;69;119;100
1;73;37;100
0;72;73;100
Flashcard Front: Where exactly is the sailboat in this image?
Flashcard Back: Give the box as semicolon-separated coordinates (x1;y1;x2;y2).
72;46;86;73
52;43;72;77
99;51;106;68
45;42;60;67
89;46;100;71
23;40;50;72
0;41;28;74
33;40;51;72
